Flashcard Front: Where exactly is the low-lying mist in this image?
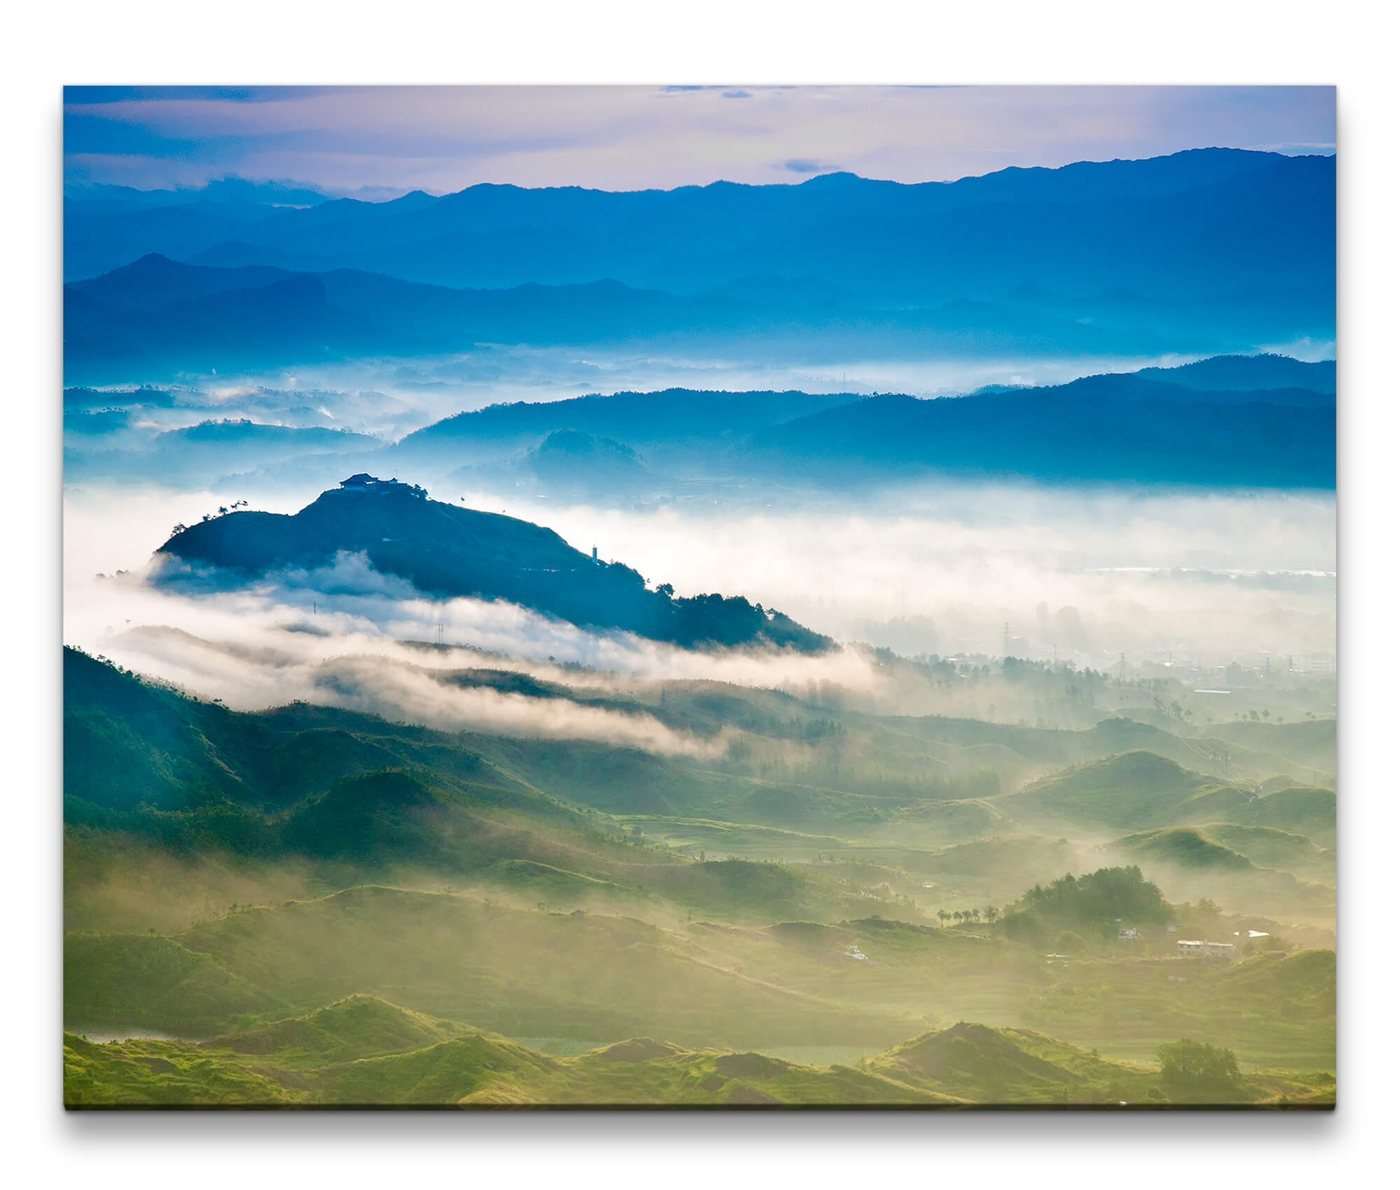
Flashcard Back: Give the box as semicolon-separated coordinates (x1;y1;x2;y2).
65;470;1334;747
480;482;1336;668
66;541;882;755
71;345;1216;440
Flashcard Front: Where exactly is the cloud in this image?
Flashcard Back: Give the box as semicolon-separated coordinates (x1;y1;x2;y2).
64;460;1336;712
778;157;838;174
71;578;734;757
529;485;1337;666
147;547;886;692
63;85;1336;195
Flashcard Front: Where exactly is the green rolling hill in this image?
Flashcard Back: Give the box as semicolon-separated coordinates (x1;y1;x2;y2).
65;1003;1334;1108
1112;827;1255;872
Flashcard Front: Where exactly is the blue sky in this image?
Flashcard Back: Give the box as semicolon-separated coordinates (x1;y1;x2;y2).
64;85;1336;197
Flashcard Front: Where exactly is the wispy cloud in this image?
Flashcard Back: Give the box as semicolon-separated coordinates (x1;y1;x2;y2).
106;617;733;758
63;85;1336;195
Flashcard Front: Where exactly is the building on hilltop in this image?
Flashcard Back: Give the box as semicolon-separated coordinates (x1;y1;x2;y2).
338;474;428;499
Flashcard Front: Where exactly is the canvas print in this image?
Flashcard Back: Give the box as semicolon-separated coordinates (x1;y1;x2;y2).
62;85;1336;1108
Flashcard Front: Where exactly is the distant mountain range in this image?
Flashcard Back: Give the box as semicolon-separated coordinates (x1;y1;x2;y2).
395;354;1336;490
155;475;831;652
63;149;1336;380
397;387;857;455
60;254;1221;380
742;371;1335;488
65;149;1333;298
1130;354;1335;394
64;354;1335;491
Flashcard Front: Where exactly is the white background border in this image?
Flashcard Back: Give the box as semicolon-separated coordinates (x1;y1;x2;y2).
6;2;1393;1184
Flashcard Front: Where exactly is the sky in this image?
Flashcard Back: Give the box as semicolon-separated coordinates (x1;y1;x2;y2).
63;84;1336;197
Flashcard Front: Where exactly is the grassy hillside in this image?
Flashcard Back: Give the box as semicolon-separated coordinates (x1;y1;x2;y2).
872;1022;1137;1102
66;875;1336;1073
1019;949;1336;1069
69;649;1338;938
997;751;1335;846
62;653;1336;1105
64;1033;301;1107
868;1021;1329;1106
1202;824;1334;878
64;648;1333;858
1101;824;1334;924
997;751;1211;829
65;1005;1333;1108
1210;719;1336;775
1114;827;1255;871
66;885;911;1048
209;994;469;1064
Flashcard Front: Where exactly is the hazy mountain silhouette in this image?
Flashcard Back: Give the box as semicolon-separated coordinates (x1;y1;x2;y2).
1133;353;1334;394
64;150;1335;378
398;388;859;462
64;256;1216;382
748;375;1335;488
519;430;652;496
396;356;1335;490
69;148;1330;296
155;475;831;652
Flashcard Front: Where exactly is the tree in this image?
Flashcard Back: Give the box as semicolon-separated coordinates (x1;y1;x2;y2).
937;910;949;927
1017;866;1171;932
1157;1040;1240;1088
985;906;999;924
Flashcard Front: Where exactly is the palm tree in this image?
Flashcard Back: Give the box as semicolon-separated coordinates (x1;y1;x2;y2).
937;909;950;927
